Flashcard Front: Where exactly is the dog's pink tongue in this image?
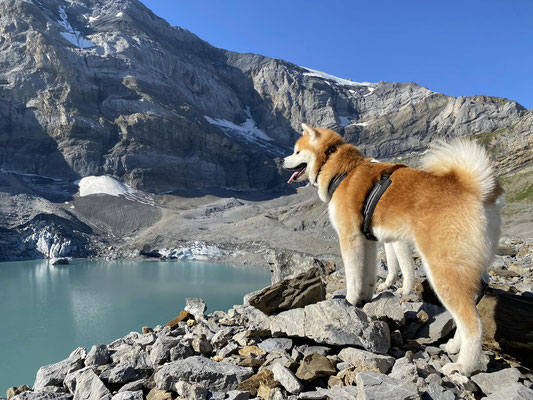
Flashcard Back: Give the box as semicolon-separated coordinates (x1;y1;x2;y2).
287;171;299;184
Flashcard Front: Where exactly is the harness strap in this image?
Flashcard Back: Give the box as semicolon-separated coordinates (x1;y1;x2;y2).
327;173;348;198
362;173;393;241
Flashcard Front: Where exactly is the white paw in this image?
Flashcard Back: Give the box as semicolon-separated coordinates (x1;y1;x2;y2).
444;338;461;354
397;287;411;296
442;362;465;376
377;282;392;292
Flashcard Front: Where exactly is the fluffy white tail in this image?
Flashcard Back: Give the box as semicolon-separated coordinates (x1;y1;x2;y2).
421;139;497;201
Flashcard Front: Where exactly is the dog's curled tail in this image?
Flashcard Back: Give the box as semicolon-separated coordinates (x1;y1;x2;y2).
421;139;498;201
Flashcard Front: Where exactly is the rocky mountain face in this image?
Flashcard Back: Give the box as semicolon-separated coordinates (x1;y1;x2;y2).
0;0;530;193
0;0;531;261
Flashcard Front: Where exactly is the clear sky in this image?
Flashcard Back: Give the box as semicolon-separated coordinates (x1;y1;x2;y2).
140;0;533;109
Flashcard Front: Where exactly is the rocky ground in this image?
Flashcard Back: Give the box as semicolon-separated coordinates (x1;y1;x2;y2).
4;240;532;400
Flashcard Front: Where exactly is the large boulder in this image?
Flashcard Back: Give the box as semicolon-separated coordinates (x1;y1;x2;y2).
265;251;327;284
270;299;390;354
355;372;419;400
247;267;325;315
33;348;86;391
154;356;253;392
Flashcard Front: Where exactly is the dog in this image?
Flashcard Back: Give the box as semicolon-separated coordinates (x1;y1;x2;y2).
283;123;503;376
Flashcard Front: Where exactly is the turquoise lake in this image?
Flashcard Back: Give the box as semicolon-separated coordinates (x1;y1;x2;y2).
0;259;270;394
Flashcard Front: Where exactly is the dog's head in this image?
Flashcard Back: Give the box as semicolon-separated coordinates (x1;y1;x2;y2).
283;123;344;184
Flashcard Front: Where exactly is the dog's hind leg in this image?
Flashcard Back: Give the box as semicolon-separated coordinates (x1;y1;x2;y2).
378;242;399;292
393;241;415;295
423;257;483;376
362;239;377;301
339;234;367;307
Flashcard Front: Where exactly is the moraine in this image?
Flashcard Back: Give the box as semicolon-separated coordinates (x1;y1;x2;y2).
0;259;270;395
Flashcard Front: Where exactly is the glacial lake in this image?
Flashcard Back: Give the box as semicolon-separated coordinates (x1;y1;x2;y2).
0;259;270;394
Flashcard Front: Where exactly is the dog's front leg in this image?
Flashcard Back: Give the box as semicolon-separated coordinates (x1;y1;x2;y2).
339;234;367;307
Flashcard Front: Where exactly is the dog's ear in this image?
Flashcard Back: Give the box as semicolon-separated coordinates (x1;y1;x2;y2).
301;123;319;140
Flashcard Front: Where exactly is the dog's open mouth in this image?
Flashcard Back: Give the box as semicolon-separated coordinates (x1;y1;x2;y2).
287;163;307;183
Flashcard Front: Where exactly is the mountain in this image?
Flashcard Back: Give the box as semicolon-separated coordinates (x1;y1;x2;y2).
0;0;531;260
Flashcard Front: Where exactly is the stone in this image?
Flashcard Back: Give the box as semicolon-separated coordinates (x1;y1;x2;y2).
50;258;69;265
11;394;72;400
111;391;143;400
389;356;418;383
413;307;454;345
142;327;154;334
270;299;390;354
355;372;419;400
170;343;194;360
100;363;138;385
211;328;234;350
149;336;181;365
231;305;271;331
218;342;240;358
258;338;293;353
337;347;395;374
134;333;157;348
85;344;110;366
191;333;213;355
34;347;87;391
65;368;112;400
471;367;523;395
248;267;325;315
154;356;253;392
118;379;146;393
424;382;455;400
175;381;207;399
225;391;250;400
271;364;303;394
362;291;405;324
295;354;336;381
166;311;192;329
146;389;173;400
484;383;533;400
6;385;32;399
239;345;266;358
237;370;278;396
184;298;207;320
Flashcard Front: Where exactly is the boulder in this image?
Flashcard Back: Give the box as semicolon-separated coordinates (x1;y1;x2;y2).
85;344;110;367
471;367;523;396
33;348;87;391
362;291;405;324
64;368;112;400
265;251;327;284
337;347;395;374
166;311;192;329
295;354;336;380
99;363;138;385
154;356;253;392
247;267;326;315
11;394;72;400
355;372;419;400
271;364;303;394
145;389;173;400
270;299;390;354
149;337;181;365
6;385;32;399
236;370;278;396
111;391;143;400
258;338;293;353
484;383;533;400
184;298;207;320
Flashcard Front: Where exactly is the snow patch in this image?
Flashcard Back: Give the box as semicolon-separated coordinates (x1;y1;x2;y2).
364;87;376;96
302;67;373;87
354;121;370;127
115;12;124;17
159;241;226;261
58;5;95;49
76;175;154;205
204;107;272;144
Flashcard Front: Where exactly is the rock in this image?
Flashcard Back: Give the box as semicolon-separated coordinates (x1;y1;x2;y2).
265;251;327;284
258;338;293;353
142;327;154;334
166;311;193;329
191;333;213;355
11;394;72;400
50;258;69;265
170;343;194;360
146;389;173;400
337;347;395;374
230;305;271;331
413;307;454;345
33;347;87;391
483;383;533;400
154;356;253;392
149;336;181;365
248;267;325;315
218;342;240;359
65;368;112;400
362;291;405;324
424;382;455;400
270;299;390;354
175;381;207;400
111;391;143;400
239;346;266;358
85;344;110;366
298;386;359;400
184;298;207;320
237;370;278;396
225;390;250;400
389;356;418;383
259;350;298;372
295;354;336;381
100;363;138;385
211;328;234;350
355;372;419;400
118;379;146;393
471;367;523;395
6;385;32;399
271;364;303;394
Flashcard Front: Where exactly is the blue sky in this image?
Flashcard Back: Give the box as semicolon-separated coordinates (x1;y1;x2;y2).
140;1;533;109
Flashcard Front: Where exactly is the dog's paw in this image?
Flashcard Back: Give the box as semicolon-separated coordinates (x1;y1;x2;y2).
442;362;465;376
444;338;461;354
377;282;392;292
397;287;411;296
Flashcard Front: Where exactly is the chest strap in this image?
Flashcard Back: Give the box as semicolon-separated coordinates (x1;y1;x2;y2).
362;173;393;241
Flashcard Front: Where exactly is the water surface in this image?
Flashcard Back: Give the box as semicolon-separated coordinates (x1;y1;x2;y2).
0;259;270;394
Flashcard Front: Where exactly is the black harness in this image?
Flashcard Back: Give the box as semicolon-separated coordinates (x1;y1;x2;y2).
327;169;400;241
